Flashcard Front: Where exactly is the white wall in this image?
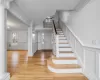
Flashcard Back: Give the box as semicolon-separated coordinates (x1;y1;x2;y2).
58;0;100;79
60;0;100;46
7;30;28;50
32;31;38;54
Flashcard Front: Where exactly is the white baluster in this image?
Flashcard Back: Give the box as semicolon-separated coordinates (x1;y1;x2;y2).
56;35;59;57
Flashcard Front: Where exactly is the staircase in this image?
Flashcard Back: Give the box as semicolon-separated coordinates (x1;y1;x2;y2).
47;25;88;80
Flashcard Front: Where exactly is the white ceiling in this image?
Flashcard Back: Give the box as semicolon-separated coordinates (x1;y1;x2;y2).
11;0;81;26
7;10;28;30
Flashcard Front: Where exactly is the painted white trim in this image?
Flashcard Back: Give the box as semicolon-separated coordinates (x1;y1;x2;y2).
63;25;99;79
52;59;78;64
59;48;72;51
58;53;75;57
0;73;10;80
83;72;98;80
67;25;84;46
59;44;70;47
48;65;82;73
56;35;59;57
74;51;84;69
67;25;100;50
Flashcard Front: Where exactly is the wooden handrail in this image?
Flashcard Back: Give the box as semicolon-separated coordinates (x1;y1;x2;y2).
52;20;57;34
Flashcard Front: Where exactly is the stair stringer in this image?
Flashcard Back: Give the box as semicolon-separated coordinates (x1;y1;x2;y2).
58;28;84;71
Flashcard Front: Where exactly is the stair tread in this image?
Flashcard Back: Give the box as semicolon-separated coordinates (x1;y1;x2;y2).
52;57;77;60
59;51;73;53
59;42;69;44
58;32;64;34
59;38;67;40
59;36;66;37
48;59;81;69
59;34;64;36
59;39;67;40
59;47;71;48
59;36;65;37
54;73;88;80
54;73;86;77
57;32;63;33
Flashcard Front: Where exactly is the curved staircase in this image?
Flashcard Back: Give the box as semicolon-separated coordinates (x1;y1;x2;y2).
47;27;88;80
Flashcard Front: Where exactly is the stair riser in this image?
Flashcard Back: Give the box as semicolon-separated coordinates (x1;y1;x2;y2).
48;66;82;73
58;54;75;57
57;31;63;32
59;35;65;37
59;48;72;51
59;33;63;35
56;29;61;30
59;40;68;43
59;44;70;47
59;37;66;39
52;60;78;64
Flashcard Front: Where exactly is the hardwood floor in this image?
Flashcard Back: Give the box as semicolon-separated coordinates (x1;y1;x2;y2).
7;50;87;80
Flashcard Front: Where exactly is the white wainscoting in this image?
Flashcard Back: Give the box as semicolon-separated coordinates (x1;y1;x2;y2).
61;23;100;80
7;42;28;50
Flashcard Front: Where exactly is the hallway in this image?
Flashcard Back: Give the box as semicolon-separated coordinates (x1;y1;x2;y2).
0;0;99;79
7;50;87;80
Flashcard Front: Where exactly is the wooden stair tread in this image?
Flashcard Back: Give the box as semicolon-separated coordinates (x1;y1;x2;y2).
58;32;63;33
59;36;66;37
58;33;63;34
54;74;88;80
59;34;64;36
52;57;77;60
59;35;65;37
59;42;69;44
54;73;86;77
59;47;71;48
59;51;73;53
47;59;81;69
59;38;67;40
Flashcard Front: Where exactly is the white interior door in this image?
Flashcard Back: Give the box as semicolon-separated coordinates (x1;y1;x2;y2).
38;30;52;50
44;33;52;49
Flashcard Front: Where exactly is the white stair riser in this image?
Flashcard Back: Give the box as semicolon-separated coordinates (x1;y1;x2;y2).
59;33;63;34
59;37;66;39
59;39;68;41
58;34;64;35
48;66;82;73
58;54;75;57
52;60;78;64
59;44;70;47
58;32;63;34
56;29;61;30
59;48;72;51
59;35;64;37
57;30;63;33
59;40;68;43
57;31;63;33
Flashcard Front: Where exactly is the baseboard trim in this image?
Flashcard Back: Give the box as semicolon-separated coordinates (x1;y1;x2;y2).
83;72;98;80
0;73;10;80
28;50;38;57
48;65;82;73
74;51;84;69
7;50;28;51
